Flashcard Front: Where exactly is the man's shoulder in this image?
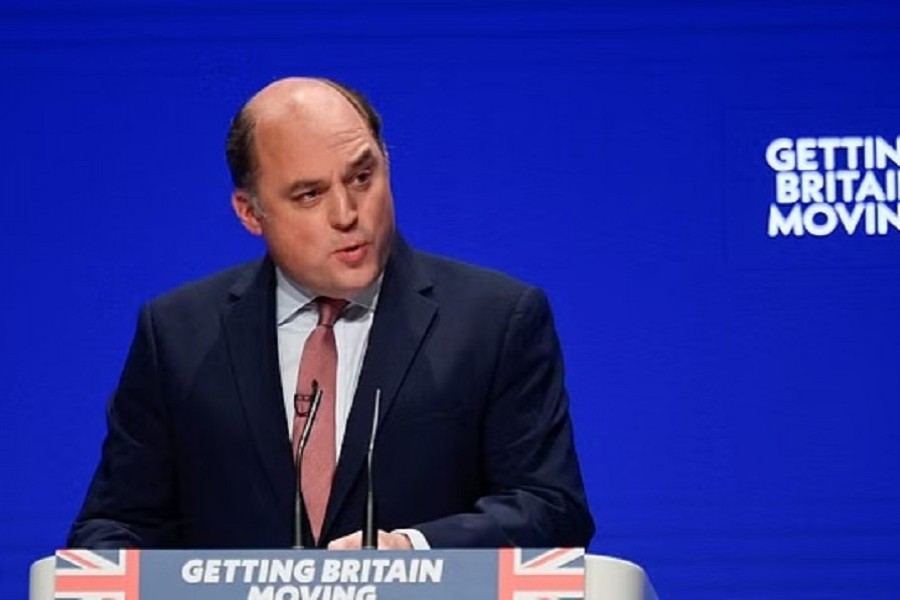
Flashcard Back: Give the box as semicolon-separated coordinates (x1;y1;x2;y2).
414;248;530;287
148;258;267;312
410;247;539;304
405;247;557;348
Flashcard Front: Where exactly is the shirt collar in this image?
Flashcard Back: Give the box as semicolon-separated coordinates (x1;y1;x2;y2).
275;268;382;326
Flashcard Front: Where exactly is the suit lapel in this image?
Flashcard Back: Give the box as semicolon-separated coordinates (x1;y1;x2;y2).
221;257;295;516
322;239;436;538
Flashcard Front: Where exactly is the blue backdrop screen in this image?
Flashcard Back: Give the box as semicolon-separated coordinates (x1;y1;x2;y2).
2;2;899;598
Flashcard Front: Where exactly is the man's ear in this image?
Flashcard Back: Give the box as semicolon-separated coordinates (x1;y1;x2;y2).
232;190;263;235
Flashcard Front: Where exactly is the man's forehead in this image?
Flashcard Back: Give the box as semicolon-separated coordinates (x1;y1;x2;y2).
253;109;373;158
252;116;378;188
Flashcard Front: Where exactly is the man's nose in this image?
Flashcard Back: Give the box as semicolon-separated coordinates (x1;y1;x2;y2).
329;185;358;230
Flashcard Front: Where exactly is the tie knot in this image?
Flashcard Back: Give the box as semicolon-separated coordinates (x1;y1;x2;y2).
315;297;347;327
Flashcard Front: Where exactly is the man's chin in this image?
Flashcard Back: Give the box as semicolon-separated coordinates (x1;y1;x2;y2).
321;269;380;300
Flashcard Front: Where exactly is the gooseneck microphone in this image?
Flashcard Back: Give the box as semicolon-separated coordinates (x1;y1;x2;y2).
294;380;323;549
361;388;382;549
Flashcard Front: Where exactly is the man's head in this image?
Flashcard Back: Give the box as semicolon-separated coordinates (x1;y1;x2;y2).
227;77;395;299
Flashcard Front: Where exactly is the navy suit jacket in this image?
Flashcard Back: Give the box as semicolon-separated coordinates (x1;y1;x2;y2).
68;237;594;548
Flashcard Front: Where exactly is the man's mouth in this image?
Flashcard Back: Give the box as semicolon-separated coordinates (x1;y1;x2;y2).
334;242;369;264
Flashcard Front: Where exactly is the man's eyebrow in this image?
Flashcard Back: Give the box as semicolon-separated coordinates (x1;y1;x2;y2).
279;148;378;196
345;148;377;174
282;177;325;196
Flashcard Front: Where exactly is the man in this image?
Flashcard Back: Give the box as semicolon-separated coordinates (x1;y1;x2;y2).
68;77;594;550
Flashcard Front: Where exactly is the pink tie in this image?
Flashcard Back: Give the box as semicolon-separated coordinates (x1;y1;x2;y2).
292;297;347;542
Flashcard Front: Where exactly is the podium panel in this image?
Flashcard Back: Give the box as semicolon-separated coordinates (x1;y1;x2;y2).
31;549;656;600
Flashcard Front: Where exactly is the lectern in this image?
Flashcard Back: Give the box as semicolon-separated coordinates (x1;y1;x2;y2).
31;548;657;599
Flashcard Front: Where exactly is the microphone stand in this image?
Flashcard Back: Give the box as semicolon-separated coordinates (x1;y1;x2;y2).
362;389;381;549
294;380;323;549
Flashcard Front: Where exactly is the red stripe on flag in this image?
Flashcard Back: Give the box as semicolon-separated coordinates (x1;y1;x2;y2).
521;548;572;569
57;549;104;570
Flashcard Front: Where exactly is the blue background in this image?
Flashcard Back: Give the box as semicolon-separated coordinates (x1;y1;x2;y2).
3;1;900;597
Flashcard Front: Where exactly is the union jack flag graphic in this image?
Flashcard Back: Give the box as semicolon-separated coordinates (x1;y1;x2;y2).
497;548;585;600
54;549;141;600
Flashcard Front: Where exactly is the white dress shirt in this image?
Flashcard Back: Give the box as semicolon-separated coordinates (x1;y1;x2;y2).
274;268;428;549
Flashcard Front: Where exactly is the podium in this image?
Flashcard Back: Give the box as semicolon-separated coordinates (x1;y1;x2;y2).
30;548;656;599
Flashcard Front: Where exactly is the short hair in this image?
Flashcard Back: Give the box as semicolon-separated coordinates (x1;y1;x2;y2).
225;78;385;192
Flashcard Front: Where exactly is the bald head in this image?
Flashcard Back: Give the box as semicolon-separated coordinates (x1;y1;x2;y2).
225;77;385;191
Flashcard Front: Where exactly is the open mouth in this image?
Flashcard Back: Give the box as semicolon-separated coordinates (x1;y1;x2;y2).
335;242;369;264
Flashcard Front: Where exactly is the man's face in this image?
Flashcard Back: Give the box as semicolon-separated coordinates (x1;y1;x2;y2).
233;91;395;299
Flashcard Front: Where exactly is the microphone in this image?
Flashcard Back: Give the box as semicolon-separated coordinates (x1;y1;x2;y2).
362;388;381;549
294;380;323;549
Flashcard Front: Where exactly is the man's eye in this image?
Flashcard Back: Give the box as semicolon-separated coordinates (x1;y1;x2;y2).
292;190;320;202
353;170;373;186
